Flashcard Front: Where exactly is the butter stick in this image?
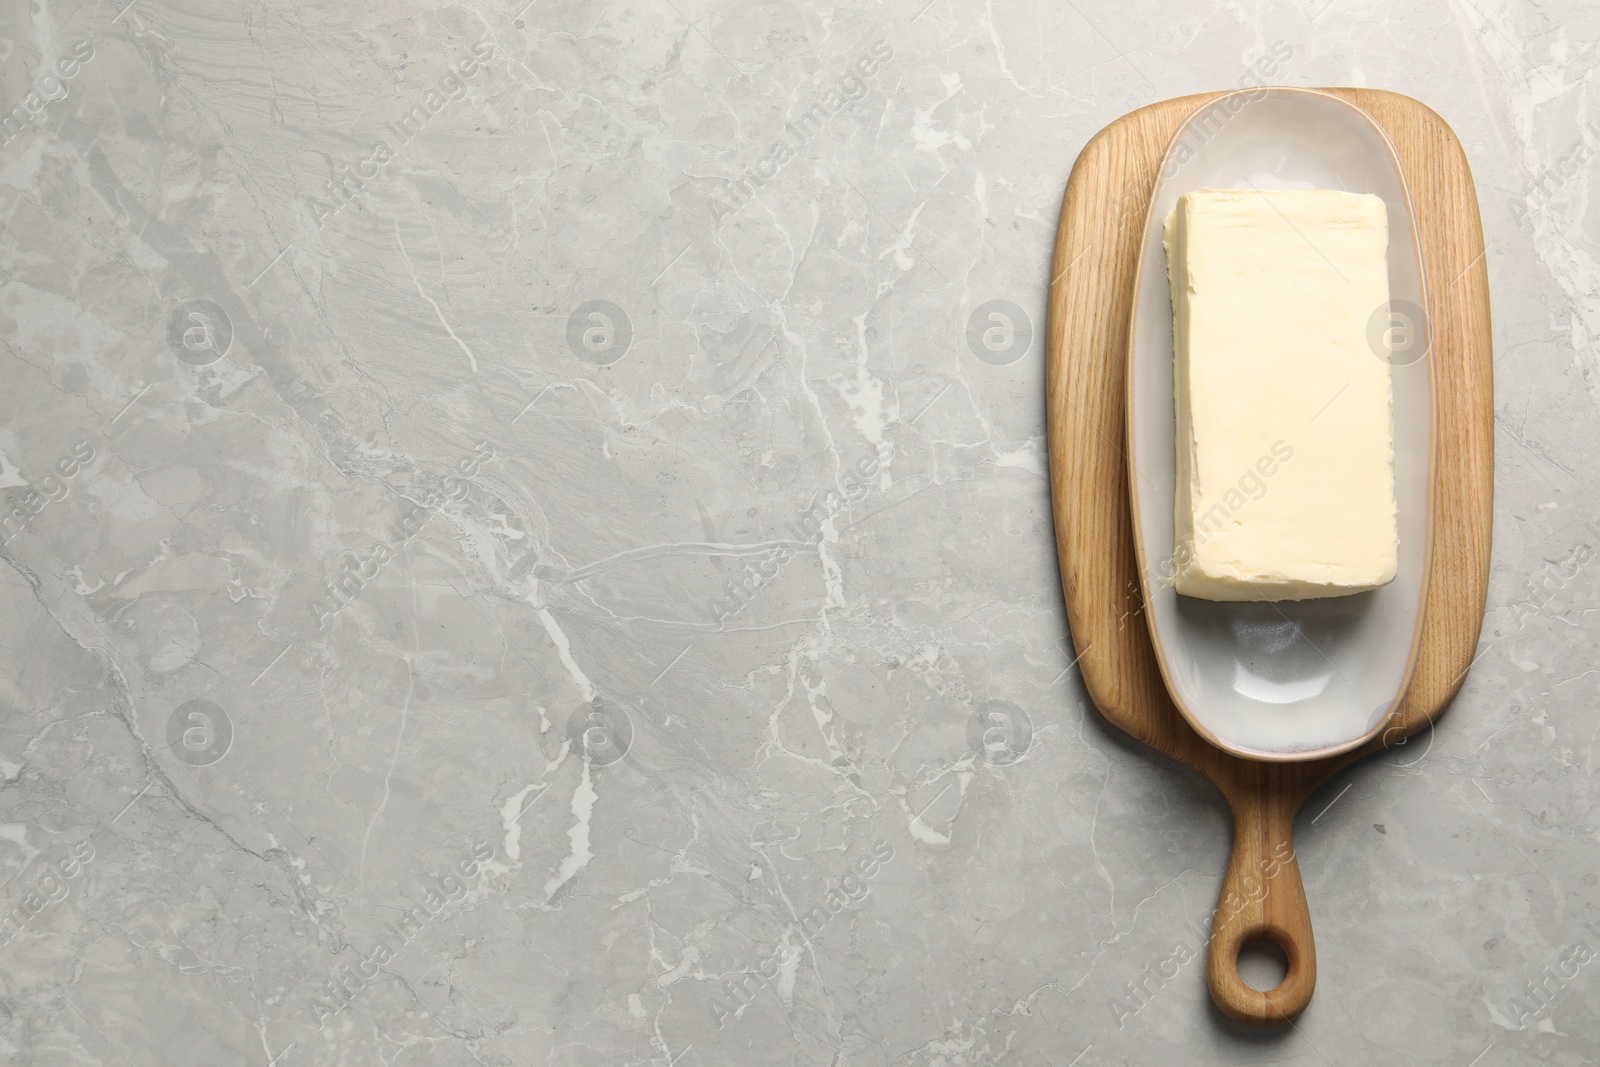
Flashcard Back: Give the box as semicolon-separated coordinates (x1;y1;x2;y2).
1165;188;1397;601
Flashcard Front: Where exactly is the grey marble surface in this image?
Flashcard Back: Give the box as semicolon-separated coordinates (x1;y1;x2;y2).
0;0;1595;1063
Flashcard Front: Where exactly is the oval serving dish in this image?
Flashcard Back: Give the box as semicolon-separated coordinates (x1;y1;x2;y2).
1126;87;1436;762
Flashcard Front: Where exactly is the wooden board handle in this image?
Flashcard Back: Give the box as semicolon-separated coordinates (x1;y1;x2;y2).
1207;791;1316;1025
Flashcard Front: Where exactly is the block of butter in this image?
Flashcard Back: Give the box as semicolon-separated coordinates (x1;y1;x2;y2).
1165;188;1397;601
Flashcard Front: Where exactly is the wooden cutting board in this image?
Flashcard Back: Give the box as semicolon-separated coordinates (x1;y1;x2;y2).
1045;89;1493;1026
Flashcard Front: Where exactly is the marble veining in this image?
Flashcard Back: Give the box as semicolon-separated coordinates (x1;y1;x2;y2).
0;0;1596;1063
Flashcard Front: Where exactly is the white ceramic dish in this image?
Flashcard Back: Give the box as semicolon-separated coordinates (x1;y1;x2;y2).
1126;87;1435;762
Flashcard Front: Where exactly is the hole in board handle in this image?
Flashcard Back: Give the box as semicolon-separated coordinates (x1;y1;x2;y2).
1237;938;1290;992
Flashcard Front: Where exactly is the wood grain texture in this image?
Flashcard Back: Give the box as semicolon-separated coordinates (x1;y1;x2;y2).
1045;90;1493;1026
